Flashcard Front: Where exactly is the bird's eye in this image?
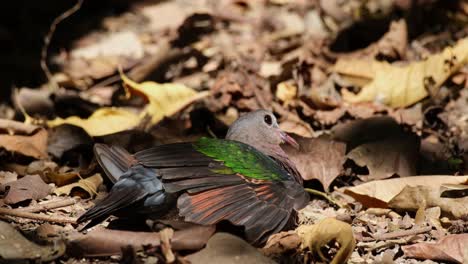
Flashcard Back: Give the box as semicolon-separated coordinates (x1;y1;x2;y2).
264;115;272;126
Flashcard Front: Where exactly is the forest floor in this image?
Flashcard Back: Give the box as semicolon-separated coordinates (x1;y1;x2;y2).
0;0;467;263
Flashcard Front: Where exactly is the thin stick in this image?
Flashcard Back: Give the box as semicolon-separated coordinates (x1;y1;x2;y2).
359;226;432;242
41;0;83;91
0;208;77;224
16;198;77;213
304;188;344;208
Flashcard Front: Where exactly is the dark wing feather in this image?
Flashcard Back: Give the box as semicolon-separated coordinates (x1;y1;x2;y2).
94;143;138;183
77;165;166;226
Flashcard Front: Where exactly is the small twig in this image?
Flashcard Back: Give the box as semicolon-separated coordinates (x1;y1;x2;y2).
41;0;83;91
0;208;77;224
16;198;77;213
359;226;432;242
304;188;343;208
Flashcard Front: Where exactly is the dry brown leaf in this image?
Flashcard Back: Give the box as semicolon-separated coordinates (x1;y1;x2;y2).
3;175;51;205
388;185;468;219
346;134;419;181
343;175;468;208
297;218;355;264
0;221;65;262
402;234;468;263
336;37;468;107
283;135;346;190
0;119;48;159
54;174;103;198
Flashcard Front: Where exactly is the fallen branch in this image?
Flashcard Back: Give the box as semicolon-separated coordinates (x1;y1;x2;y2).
0;208;77;224
16;198;78;213
359;226;432;242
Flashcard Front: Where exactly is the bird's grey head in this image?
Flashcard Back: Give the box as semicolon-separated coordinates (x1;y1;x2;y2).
226;109;299;150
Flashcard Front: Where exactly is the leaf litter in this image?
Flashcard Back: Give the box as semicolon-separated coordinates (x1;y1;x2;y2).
0;0;467;263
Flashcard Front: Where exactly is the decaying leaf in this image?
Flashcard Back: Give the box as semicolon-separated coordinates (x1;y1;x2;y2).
54;173;103;198
388;185;468;219
3;175;52;205
402;234;468;263
121;72;210;125
0;221;65;262
68;224;215;257
344;175;468;208
297;218;356;264
186;233;275;264
336;37;468;107
0;119;48;159
48;108;139;137
283;135;346;190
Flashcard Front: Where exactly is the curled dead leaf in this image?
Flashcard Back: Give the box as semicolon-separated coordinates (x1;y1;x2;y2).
296;218;355;264
343;175;468;208
54;174;103;198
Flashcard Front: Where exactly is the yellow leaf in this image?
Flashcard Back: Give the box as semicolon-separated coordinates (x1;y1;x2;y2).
297;218;355;264
335;38;468;107
121;73;210;125
276;82;297;103
47;108;139;137
54;173;103;198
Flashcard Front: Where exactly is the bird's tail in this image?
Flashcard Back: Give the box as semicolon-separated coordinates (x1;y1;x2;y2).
94;143;139;183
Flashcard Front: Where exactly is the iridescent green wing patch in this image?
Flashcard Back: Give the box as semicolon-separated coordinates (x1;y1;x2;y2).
193;137;288;181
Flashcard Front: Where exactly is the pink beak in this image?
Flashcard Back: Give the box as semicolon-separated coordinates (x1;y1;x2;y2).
279;131;300;150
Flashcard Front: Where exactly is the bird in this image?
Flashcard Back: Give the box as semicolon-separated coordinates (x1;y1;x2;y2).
77;109;309;244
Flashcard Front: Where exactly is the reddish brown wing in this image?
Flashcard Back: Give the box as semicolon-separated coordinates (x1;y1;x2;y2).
175;180;304;245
